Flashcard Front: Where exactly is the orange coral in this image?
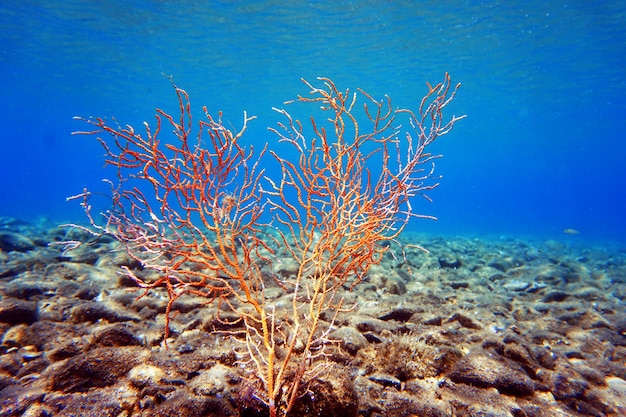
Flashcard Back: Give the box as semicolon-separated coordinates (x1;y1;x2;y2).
68;74;464;417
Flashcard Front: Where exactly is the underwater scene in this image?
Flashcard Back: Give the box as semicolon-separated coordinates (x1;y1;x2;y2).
1;1;625;416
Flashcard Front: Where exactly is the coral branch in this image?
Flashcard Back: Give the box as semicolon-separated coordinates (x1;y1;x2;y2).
71;80;271;343
264;73;464;412
66;74;464;417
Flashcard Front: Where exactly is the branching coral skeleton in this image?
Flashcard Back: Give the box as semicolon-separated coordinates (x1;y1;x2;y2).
61;74;464;417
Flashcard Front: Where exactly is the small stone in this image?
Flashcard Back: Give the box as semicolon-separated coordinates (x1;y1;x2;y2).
2;281;46;300
362;332;383;344
290;365;358;417
1;324;30;347
448;312;482;330
47;347;146;392
503;280;530;292
90;324;143;347
502;344;537;372
448;352;535;396
73;286;100;300
0;231;36;252
488;260;511;272
189;363;239;396
330;326;368;355
379;308;416;322
423;315;444;326
69;301;139;324
438;255;462;269
385;277;407;295
542;291;569;303
368;372;402;389
0;299;38;325
0;385;45;416
551;372;588;400
128;364;166;387
433;347;464;374
533;346;557;370
606;376;626;396
47;343;82;362
395;267;412;282
273;258;300;276
353;317;386;334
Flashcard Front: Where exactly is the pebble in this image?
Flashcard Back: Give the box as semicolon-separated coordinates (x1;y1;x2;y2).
448;352;535;396
502;280;530;291
0;299;38;325
0;231;36;252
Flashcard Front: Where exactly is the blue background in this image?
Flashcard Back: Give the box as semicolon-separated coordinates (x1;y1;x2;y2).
1;1;624;242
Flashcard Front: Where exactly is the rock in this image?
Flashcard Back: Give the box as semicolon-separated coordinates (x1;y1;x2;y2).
551;371;588;400
43;262;89;281
47;342;82;362
273;258;300;276
189;363;239;396
379;308;416;322
0;231;36;252
44;389;127;417
128;363;166;387
330;326;368;355
353;317;387;334
532;346;557;370
449;281;469;289
73;286;100;300
362;332;383;343
150;390;230;417
0;385;45;416
438;255;462;269
90;323;143;347
385;276;407;295
502;343;537;374
557;310;586;325
395;266;412;282
290;365;359;417
46;347;147;393
69;301;139;324
1;219;624;415
433;347;464;374
606;376;626;397
525;281;547;293
448;352;535;396
542;290;569;302
447;312;482;330
1;325;30;347
574;363;606;386
503;280;530;292
488;259;511;272
57;243;101;265
1;281;47;300
0;299;38;325
423;315;444;326
368;372;402;389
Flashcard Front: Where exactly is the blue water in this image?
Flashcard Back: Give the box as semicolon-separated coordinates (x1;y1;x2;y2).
1;1;625;243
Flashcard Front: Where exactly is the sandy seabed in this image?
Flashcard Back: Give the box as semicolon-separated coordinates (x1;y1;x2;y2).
0;216;625;416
